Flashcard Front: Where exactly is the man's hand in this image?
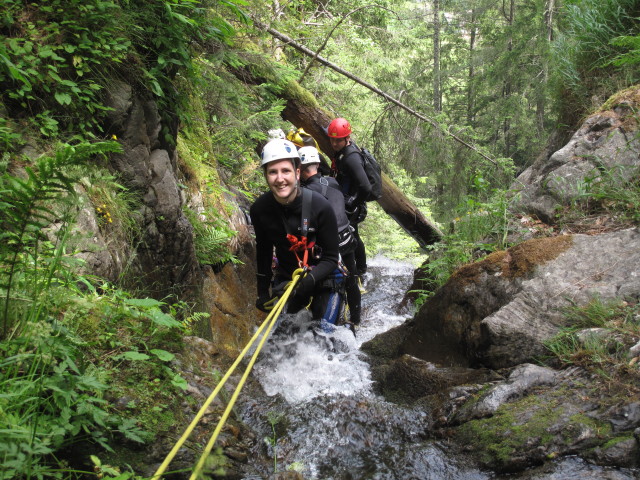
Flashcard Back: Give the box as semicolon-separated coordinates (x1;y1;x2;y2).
293;274;315;300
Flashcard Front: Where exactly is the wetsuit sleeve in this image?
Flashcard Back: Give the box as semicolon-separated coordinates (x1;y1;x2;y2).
308;197;339;284
249;201;273;297
344;151;372;206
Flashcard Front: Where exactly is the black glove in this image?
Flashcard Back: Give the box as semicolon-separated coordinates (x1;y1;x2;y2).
255;294;273;312
293;273;315;300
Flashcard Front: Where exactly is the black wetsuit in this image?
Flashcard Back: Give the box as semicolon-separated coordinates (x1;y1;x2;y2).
302;173;361;324
332;142;371;275
249;188;339;319
302;173;349;233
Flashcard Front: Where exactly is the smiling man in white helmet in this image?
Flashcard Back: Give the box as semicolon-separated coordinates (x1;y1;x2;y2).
249;138;342;327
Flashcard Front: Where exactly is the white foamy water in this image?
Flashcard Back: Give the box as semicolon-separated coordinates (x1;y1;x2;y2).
252;255;416;405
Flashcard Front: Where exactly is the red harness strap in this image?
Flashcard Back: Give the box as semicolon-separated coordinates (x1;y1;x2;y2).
286;233;315;268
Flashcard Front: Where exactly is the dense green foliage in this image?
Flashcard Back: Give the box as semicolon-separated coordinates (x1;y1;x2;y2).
0;142;196;477
0;0;244;143
1;0;639;476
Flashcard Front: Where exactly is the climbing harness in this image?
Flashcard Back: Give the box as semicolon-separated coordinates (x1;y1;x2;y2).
283;187;314;268
152;269;306;480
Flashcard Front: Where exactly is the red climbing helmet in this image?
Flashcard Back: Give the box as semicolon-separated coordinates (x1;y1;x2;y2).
327;117;352;138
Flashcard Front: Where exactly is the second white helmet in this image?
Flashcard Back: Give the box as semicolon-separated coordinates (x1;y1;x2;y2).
260;139;299;167
298;146;321;165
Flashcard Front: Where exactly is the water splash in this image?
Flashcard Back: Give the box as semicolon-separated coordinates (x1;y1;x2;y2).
253;255;415;404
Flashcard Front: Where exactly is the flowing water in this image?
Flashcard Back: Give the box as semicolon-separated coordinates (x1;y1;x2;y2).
238;256;640;480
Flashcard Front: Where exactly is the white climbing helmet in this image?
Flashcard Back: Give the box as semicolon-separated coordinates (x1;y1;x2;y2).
298;146;321;165
260;139;299;167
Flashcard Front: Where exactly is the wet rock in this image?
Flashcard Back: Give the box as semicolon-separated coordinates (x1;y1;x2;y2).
361;323;410;363
608;403;640;432
272;472;304;480
451;364;557;424
224;447;248;463
588;436;639;468
371;354;502;405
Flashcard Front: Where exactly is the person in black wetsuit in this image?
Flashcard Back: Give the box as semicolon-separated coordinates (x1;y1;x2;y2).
249;138;341;323
298;145;361;327
327;117;371;284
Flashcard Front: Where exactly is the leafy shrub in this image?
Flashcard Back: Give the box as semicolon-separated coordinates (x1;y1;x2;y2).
0;0;247;143
0;0;131;138
0;141;121;338
552;0;640;116
0;140;194;476
0;319;149;479
184;206;240;266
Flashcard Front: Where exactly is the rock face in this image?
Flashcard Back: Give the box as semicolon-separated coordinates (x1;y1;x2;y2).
71;79;260;346
513;87;640;223
407;229;640;369
371;230;640;370
100;80;201;295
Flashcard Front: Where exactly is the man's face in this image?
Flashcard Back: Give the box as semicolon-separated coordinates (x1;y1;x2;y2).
265;158;300;204
329;136;348;152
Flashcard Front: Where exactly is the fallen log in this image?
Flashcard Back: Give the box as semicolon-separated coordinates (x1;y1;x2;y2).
281;102;443;249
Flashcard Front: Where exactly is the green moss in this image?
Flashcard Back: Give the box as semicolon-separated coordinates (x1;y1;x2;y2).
599;432;634;450
456;394;563;466
284;79;319;106
456;388;617;468
600;85;640;118
562;412;612;443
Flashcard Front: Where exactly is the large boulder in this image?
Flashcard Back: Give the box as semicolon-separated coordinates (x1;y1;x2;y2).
513;86;640;223
365;228;640;370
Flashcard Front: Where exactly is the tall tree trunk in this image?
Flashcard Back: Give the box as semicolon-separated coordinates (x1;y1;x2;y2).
502;0;515;157
432;0;442;112
467;8;477;125
537;0;555;132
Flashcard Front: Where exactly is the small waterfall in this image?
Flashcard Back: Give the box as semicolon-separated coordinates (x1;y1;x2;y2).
240;256;488;479
252;255;415;405
239;255;640;480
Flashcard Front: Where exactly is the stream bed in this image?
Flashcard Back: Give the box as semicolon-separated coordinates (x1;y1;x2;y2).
237;256;640;480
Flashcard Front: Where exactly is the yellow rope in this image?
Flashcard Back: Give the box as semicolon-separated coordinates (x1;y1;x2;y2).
189;271;302;479
151;269;304;480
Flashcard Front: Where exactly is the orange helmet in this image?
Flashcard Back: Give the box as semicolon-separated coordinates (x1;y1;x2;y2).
327;118;352;138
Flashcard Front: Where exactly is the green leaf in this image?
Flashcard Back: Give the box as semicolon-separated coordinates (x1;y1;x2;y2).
115;351;150;361
150;80;163;96
148;309;181;328
124;298;163;308
171;373;188;391
150;349;175;362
